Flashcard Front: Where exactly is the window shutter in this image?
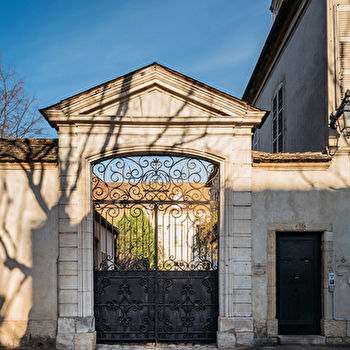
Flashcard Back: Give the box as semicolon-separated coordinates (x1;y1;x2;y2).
336;5;350;102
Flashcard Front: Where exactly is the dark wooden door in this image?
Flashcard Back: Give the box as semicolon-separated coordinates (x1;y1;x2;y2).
277;233;321;334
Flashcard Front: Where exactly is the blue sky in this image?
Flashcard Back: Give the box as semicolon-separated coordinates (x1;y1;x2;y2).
1;0;272;137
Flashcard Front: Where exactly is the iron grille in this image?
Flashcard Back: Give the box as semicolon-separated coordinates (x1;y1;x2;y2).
93;155;219;342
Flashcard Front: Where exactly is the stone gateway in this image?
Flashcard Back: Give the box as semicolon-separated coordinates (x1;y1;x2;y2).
2;2;350;344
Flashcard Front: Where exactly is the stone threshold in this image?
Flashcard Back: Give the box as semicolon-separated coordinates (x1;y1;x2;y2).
278;335;326;345
97;344;218;350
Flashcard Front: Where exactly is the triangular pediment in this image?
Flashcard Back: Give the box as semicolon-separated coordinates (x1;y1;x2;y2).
40;63;267;129
84;86;227;117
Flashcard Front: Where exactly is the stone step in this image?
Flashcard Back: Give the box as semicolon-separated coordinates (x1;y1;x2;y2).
278;335;326;345
97;344;218;350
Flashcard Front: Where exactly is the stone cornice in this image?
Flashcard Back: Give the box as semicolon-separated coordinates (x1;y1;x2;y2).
253;151;332;163
41;113;264;128
252;150;332;170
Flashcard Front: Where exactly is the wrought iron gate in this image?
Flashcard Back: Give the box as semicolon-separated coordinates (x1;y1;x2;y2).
93;156;219;342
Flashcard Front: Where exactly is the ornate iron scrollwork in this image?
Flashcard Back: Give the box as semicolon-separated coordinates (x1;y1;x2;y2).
93;155;219;342
93;155;219;272
92;156;219;202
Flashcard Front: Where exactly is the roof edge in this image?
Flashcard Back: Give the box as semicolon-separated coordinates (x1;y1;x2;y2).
252;150;332;163
40;62;268;129
242;0;305;103
41;62;265;113
0;138;58;163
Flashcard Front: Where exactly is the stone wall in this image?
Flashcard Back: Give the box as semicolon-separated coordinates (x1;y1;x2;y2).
0;139;59;348
252;151;350;344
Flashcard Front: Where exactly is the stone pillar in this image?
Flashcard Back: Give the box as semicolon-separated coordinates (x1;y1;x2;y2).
56;317;95;350
267;228;278;338
56;129;96;350
217;127;253;347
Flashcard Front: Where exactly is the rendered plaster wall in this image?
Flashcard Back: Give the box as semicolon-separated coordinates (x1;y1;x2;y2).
251;154;350;343
0;163;59;348
254;0;328;153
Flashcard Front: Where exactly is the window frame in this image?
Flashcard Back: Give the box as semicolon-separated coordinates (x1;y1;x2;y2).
252;129;260;151
272;83;284;153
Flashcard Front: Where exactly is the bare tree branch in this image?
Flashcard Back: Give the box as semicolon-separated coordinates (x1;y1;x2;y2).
0;54;44;138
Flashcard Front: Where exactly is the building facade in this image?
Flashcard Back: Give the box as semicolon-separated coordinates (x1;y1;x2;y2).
0;61;349;349
244;0;350;154
243;0;350;344
1;2;350;346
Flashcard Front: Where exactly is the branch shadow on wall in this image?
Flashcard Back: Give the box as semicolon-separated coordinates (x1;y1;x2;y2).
0;138;58;348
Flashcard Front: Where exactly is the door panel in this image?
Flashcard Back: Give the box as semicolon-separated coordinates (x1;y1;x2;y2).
277;234;321;334
94;269;218;342
157;270;218;341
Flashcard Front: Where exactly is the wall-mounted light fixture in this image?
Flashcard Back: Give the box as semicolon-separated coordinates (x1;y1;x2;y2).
330;90;350;137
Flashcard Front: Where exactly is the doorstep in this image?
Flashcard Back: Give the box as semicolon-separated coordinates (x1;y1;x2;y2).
97;344;218;350
278;335;326;345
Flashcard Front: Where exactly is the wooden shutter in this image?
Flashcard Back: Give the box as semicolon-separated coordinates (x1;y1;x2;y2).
336;5;350;102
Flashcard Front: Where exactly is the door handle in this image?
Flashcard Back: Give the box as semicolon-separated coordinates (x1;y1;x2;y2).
290;273;303;279
300;256;313;262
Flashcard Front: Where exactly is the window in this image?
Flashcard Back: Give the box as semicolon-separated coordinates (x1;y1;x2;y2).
253;129;260;151
272;84;284;153
336;5;350;105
